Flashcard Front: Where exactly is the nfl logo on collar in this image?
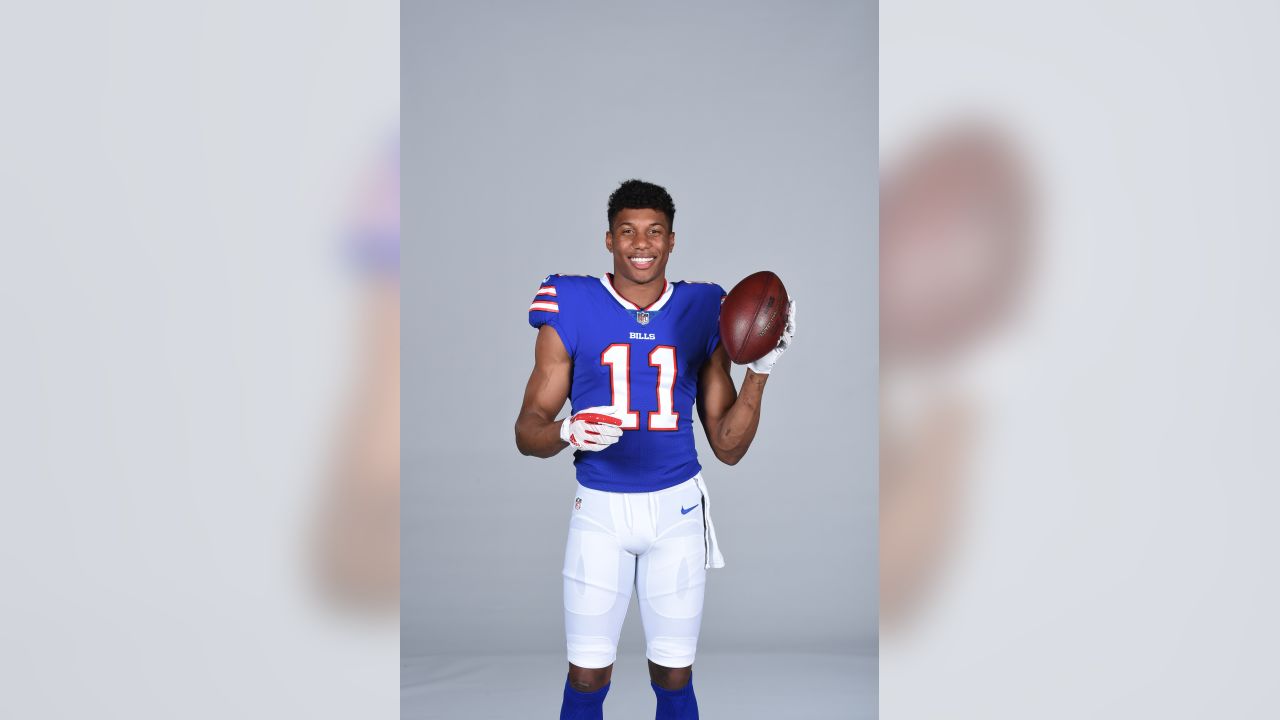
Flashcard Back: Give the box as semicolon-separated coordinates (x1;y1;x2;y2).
635;311;650;326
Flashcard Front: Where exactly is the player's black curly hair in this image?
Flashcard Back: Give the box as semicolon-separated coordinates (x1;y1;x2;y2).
607;179;676;229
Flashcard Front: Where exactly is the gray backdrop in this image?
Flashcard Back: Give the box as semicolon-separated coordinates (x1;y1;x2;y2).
403;0;877;711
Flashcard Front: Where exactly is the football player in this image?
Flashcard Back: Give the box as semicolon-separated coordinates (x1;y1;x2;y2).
514;179;796;720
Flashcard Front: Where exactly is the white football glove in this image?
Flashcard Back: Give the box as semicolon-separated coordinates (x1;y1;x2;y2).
560;406;624;451
748;298;796;375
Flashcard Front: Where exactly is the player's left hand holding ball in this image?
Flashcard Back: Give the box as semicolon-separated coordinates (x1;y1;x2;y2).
748;299;797;375
560;406;624;451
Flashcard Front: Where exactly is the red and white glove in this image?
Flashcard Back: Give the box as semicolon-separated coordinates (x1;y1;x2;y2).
560;406;624;451
748;298;797;375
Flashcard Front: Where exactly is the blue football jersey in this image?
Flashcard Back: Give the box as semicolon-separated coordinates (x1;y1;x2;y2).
529;273;726;493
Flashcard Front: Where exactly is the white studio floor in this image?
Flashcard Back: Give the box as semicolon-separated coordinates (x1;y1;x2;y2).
402;651;877;719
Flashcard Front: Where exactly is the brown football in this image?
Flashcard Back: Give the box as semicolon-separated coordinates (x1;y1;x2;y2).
719;271;789;364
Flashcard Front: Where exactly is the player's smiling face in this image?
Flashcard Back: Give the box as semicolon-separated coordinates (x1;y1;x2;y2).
606;208;675;286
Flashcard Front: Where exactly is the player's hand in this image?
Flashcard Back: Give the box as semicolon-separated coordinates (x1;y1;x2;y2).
560;406;624;451
748;298;796;375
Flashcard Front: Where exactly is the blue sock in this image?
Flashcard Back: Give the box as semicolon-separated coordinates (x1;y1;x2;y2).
651;679;698;719
560;679;609;720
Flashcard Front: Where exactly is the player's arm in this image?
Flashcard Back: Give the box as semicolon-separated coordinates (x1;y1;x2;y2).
514;326;624;457
697;297;796;465
515;325;574;457
696;345;769;466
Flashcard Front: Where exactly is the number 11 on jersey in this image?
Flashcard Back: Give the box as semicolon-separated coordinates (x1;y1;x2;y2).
600;344;679;431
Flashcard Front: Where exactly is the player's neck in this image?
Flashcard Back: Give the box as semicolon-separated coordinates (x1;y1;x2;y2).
609;272;666;309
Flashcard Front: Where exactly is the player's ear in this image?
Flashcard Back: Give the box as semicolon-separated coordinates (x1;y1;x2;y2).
605;232;614;253
668;232;675;254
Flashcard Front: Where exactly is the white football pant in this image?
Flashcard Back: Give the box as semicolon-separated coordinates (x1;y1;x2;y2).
563;475;720;669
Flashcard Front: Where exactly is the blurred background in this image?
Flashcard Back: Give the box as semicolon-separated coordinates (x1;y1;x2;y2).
0;2;398;718
882;1;1280;717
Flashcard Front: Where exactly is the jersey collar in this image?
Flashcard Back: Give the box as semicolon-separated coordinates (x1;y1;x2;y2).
601;274;674;312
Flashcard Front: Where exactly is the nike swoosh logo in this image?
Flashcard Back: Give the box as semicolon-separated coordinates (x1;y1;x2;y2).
681;504;699;515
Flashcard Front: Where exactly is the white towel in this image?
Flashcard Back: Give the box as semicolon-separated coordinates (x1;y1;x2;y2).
693;474;726;569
